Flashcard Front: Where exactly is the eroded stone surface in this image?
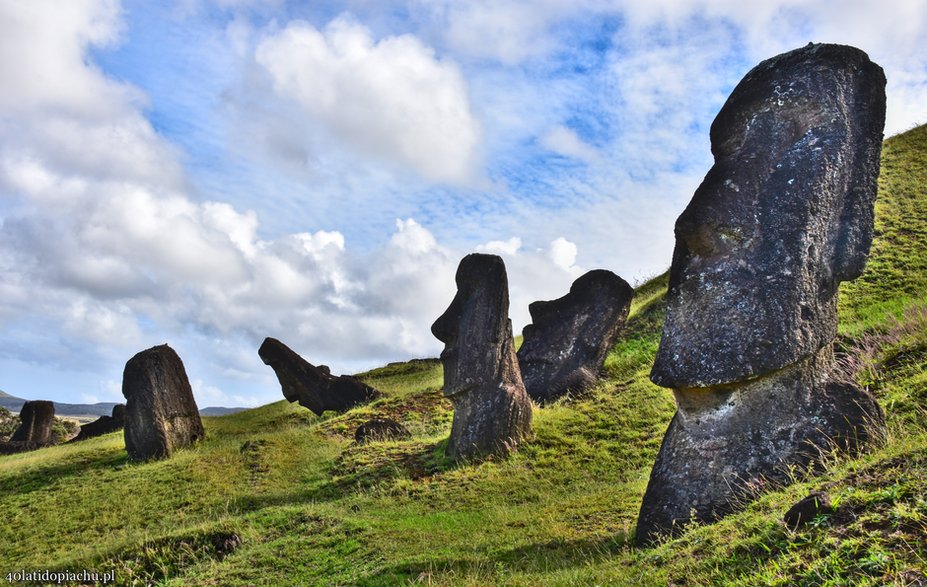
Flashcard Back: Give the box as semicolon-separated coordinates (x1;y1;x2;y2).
637;43;886;545
122;344;204;461
73;404;126;442
518;270;633;404
432;253;532;461
259;337;379;416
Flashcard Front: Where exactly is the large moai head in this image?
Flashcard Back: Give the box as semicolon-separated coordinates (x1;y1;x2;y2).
518;270;633;404
637;44;886;546
122;344;204;461
651;43;886;388
432;253;532;460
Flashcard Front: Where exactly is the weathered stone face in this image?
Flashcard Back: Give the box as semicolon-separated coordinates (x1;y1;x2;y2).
73;403;126;442
10;400;55;445
517;270;633;404
259;337;380;416
122;345;204;461
432;253;532;460
638;44;886;545
651;43;887;388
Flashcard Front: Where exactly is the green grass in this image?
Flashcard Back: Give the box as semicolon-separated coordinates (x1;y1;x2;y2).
1;126;926;585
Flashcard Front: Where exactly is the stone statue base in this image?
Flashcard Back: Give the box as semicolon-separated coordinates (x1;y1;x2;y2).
636;347;882;544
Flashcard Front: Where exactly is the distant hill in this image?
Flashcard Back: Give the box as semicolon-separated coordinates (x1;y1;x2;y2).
0;390;245;417
199;406;247;417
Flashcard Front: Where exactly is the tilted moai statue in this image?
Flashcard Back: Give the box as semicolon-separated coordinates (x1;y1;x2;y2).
432;253;532;460
122;344;204;461
10;400;55;445
73;403;126;442
518;269;634;404
636;43;886;545
259;337;380;416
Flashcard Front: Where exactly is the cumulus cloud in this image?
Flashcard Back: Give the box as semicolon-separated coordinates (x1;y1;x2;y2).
476;237;522;256
254;16;483;184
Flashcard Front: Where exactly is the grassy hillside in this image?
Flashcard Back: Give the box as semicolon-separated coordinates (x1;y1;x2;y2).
1;125;926;586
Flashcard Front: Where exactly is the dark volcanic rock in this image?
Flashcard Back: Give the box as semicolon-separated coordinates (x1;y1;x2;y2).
10;400;55;445
517;270;633;404
637;44;886;546
73;403;126;442
432;253;532;461
354;418;411;444
122;344;204;461
258;338;380;416
784;492;833;530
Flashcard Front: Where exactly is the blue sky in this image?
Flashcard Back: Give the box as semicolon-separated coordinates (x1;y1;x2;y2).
1;0;925;408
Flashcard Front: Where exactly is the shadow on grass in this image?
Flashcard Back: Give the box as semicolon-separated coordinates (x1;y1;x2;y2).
356;533;633;585
231;439;455;512
0;446;128;496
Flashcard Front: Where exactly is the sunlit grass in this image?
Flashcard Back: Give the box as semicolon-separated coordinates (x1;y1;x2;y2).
0;126;925;585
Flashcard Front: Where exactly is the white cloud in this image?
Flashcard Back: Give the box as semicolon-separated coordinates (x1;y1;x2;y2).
548;237;578;270
540;125;601;164
254;16;483;184
477;237;522;256
430;0;564;65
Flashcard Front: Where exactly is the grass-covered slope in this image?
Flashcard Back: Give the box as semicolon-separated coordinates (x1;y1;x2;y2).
1;126;926;586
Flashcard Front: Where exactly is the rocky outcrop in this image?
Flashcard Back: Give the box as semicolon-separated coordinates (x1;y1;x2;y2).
258;338;380;416
637;43;886;545
517;270;633;404
73;404;126;442
122;344;204;461
432;253;532;461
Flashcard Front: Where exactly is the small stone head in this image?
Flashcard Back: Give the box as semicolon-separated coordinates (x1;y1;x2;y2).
432;253;512;397
651;43;886;388
518;269;633;402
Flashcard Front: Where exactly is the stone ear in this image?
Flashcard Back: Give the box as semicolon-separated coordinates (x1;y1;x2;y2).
832;184;876;282
832;63;886;283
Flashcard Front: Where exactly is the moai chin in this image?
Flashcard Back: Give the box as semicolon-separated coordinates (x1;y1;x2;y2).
518;269;633;405
432;253;532;461
637;43;886;545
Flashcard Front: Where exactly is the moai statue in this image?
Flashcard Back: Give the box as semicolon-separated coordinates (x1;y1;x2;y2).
259;337;380;416
432;253;532;460
636;43;886;545
10;400;55;445
518;270;634;404
122;344;204;461
73;403;126;442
